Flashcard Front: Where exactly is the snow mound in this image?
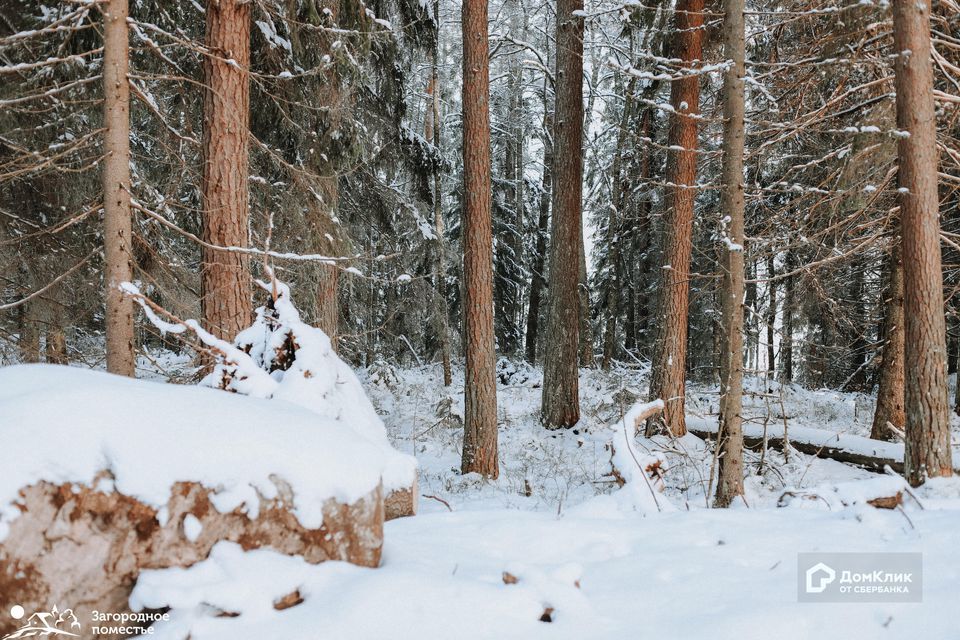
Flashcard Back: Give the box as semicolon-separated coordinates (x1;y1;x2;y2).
201;280;417;494
0;364;392;539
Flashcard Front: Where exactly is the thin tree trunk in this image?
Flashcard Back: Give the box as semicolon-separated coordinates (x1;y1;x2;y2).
715;0;745;507
893;0;953;485
525;107;552;365
429;4;452;386
578;235;592;367
541;0;584;428
871;244;905;441
201;0;252;342
18;299;40;364
766;254;775;374
601;85;635;371
781;248;795;382
646;0;704;437
102;0;135;375
461;0;498;477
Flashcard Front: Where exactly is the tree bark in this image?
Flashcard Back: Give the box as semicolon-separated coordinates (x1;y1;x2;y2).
601;85;635;371
430;4;452;386
102;0;135;375
871;244;906;441
541;0;584;428
646;0;704;437
892;0;953;486
715;0;746;508
201;0;253;342
461;0;498;477
781;248;795;382
525;106;552;365
766;254;775;374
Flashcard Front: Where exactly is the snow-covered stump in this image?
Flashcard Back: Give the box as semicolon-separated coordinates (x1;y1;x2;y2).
0;364;396;638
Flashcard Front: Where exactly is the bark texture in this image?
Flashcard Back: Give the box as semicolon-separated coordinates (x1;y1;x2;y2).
892;0;953;486
0;478;383;639
871;244;906;441
102;0;135;376
429;18;452;386
201;0;253;341
461;0;499;477
541;0;584;428
715;0;746;508
525;108;552;365
646;0;704;437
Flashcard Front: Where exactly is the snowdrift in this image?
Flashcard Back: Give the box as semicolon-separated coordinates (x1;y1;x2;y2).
0;364;394;636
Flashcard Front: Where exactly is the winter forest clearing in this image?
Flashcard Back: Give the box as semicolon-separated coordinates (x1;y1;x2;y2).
2;0;960;638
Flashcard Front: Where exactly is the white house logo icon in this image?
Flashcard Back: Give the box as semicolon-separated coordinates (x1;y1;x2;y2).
3;604;81;639
805;562;837;594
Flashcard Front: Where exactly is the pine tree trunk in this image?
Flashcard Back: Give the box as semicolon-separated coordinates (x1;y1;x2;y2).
578;236;593;367
102;0;135;375
646;0;704;437
634;107;655;357
201;0;252;342
871;244;905;441
541;0;584;428
461;0;498;477
17;299;40;364
766;254;776;374
313;177;340;350
892;0;953;486
601;87;635;371
715;0;745;508
525;108;552;365
430;8;452;386
781;249;795;382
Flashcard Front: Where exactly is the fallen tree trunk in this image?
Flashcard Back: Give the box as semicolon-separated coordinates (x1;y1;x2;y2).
687;419;960;474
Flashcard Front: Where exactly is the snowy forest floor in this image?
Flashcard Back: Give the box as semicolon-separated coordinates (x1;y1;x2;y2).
11;347;960;639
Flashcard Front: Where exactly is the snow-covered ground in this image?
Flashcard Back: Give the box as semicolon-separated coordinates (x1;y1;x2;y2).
4;355;960;639
130;360;960;639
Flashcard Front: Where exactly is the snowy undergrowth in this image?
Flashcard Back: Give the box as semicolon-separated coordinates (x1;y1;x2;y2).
362;360;960;513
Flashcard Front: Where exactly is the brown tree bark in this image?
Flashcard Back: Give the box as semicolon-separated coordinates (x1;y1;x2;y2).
715;0;745;507
461;0;498;477
541;0;584;428
646;0;704;437
892;0;953;486
871;244;906;441
201;0;252;342
102;0;135;375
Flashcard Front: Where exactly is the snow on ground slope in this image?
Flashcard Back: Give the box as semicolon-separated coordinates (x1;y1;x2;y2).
125;360;960;639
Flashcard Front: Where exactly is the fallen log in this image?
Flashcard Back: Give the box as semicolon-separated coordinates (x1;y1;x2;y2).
686;418;960;475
